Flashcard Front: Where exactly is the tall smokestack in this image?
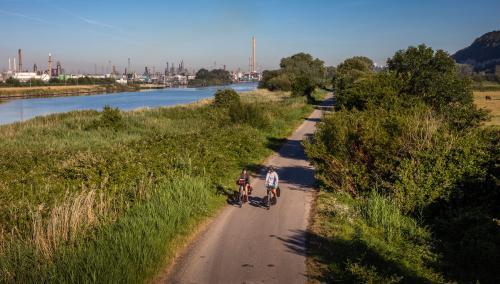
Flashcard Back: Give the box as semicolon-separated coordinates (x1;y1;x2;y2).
18;49;22;72
8;58;11;72
252;36;256;73
48;53;52;77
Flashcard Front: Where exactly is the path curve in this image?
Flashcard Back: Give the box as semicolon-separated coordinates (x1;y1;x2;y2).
166;97;333;284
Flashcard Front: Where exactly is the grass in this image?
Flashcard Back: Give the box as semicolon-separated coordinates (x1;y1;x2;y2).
474;90;500;126
0;90;312;282
0;84;140;98
472;81;500;92
311;88;329;102
307;190;444;283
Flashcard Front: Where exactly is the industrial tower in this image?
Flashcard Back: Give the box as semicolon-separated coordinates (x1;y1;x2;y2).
48;53;52;77
251;36;256;73
18;49;23;72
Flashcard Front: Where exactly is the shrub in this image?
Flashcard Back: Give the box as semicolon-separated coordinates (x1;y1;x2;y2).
5;77;21;87
267;73;292;91
86;105;124;130
213;89;240;108
291;76;315;97
228;102;270;129
306;103;489;213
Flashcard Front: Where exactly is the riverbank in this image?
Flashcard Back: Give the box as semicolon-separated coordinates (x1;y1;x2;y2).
0;84;143;99
0;88;312;282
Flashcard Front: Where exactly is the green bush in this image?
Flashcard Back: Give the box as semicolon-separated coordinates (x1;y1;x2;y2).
228;102;270;129
5;77;21;87
306;103;489;213
86;105;124;130
213;89;240;108
267;73;292;91
291;76;315;97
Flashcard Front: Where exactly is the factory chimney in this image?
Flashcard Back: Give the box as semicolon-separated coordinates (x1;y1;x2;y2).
252;36;256;73
48;53;52;77
8;58;11;72
18;49;22;72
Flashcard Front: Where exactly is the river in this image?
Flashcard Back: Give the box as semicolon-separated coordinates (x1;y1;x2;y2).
0;82;258;125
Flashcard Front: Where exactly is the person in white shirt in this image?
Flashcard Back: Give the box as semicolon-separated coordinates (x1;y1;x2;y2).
265;166;279;202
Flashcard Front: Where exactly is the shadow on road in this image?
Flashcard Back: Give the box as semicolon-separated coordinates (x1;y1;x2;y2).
276;165;316;190
305;117;321;123
275;229;433;283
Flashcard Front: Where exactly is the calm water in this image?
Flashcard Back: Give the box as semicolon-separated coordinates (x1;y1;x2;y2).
0;82;257;125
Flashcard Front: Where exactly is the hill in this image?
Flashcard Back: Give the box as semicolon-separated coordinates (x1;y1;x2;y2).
453;30;500;73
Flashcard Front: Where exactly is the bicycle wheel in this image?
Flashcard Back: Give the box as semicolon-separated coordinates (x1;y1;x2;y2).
267;189;271;210
238;186;243;207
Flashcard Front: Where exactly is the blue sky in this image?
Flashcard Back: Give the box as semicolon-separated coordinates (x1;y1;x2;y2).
0;0;499;73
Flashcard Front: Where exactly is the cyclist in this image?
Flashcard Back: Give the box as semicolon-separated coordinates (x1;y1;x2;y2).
236;169;251;201
265;166;279;203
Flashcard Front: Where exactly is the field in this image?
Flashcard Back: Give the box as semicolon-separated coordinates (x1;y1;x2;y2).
474;90;500;126
0;84;140;98
0;89;312;282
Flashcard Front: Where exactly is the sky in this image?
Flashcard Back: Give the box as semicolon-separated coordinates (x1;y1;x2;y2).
0;0;499;74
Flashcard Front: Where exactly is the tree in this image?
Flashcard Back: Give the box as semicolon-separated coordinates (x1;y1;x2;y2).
267;73;292;91
292;76;315;99
333;56;374;90
195;68;212;80
258;70;281;89
388;44;487;129
279;52;325;86
190;68;232;87
260;52;325;98
5;77;21;87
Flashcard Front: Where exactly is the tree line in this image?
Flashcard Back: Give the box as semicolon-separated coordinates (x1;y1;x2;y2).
188;68;232;87
1;76;117;87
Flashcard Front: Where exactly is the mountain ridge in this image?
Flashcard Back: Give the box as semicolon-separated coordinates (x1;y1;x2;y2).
453;30;500;73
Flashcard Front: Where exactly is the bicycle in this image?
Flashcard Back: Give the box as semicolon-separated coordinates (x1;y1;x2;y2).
238;184;248;207
266;185;278;210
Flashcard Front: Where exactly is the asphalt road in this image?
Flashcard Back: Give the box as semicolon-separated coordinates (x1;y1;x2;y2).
166;97;333;284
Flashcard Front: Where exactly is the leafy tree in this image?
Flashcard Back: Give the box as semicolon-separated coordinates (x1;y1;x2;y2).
333;56;374;92
258;70;281;89
260;52;325;99
388;44;487;129
5;77;21;87
280;53;325;85
190;68;232;87
213;89;240;108
267;73;292;91
292;76;315;98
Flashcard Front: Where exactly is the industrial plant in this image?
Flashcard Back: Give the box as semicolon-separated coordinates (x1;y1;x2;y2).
0;37;261;86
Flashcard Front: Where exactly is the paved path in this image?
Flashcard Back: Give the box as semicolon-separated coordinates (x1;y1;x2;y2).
167;97;333;284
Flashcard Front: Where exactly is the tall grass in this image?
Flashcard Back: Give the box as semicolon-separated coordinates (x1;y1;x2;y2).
0;91;312;282
307;191;442;283
361;191;426;242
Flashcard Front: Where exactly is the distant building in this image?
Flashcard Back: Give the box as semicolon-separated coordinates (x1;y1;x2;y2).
13;72;50;82
116;77;127;84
